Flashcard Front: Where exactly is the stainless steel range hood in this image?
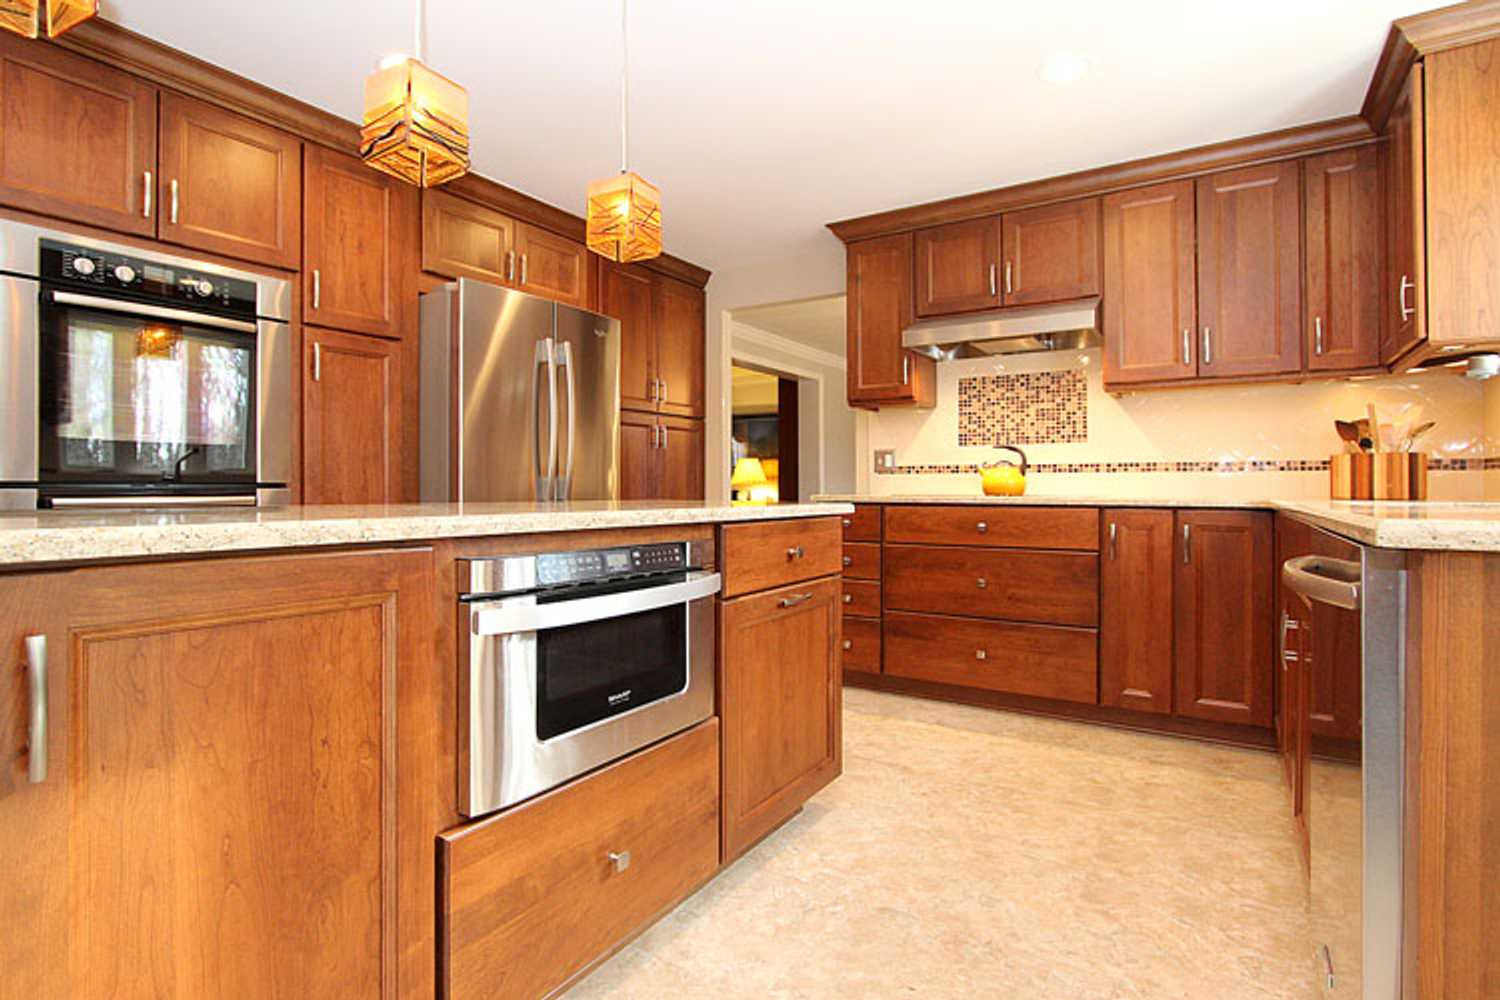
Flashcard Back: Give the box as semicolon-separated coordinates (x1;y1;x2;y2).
902;296;1100;360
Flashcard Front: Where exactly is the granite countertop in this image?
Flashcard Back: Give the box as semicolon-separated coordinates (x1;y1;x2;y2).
815;494;1500;552
0;501;854;569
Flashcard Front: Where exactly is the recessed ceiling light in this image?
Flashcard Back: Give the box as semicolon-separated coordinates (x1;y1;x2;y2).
1039;52;1090;84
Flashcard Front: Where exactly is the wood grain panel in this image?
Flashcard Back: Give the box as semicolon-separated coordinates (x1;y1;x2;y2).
1101;180;1198;385
657;415;705;501
914;216;1001;316
1303;146;1383;372
600;263;657;413
884;612;1098;704
303;328;402;504
1383;63;1427;364
1100;509;1175;714
654;274;706;418
1001;198;1101;306
515;220;590;308
440;721;719;1000
720;516;842;598
421;188;516;285
840;617;881;675
883;505;1099;550
618;410;658;501
840;579;881;618
839;505;882;542
841;542;881;581
884;544;1099;627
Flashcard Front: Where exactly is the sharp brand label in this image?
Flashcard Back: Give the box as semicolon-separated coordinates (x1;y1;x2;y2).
607;689;632;706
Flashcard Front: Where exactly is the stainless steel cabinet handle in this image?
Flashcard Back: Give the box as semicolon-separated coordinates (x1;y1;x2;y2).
787;544;805;560
975;649;987;661
1279;611;1300;667
1322;945;1336;991
976;578;988;589
608;850;631;874
1201;327;1212;365
976;521;988;534
842;639;852;650
779;592;813;609
659;379;667;404
1108;522;1118;560
25;635;46;784
1399;275;1415;322
902;354;910;385
988;263;997;297
843;593;853;604
841;518;852;528
169;178;179;225
312;269;321;311
1182;523;1192;564
1314;316;1325;355
1004;261;1013;295
520;253;528;286
842;556;853;567
312;342;322;382
1182;328;1192;366
143;171;152;218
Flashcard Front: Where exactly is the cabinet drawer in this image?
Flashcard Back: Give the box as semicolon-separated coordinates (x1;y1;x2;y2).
885;505;1099;550
885;612;1098;704
840;505;882;542
721;516;842;598
841;617;881;673
841;579;882;618
842;542;881;581
885;545;1099;627
440;720;720;1000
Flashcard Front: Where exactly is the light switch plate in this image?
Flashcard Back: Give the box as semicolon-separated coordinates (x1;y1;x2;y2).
874;449;896;472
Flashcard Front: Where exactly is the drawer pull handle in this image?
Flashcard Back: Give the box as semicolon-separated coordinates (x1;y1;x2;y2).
25;634;46;784
842;556;853;567
843;593;853;604
842;639;853;650
976;578;988;589
786;545;805;560
841;518;852;528
976;521;988;534
975;649;987;661
608;850;631;874
780;593;813;609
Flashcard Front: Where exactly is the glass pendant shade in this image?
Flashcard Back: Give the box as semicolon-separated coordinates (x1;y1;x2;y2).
360;57;469;188
586;170;662;263
0;0;96;38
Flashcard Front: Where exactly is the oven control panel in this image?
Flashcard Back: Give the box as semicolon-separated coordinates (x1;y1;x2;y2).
536;543;686;587
39;239;258;318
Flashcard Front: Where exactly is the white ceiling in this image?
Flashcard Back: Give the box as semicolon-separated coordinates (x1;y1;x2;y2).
733;296;846;357
111;1;1438;276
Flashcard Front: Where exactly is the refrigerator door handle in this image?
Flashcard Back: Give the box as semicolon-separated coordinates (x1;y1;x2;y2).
555;339;577;500
533;337;558;500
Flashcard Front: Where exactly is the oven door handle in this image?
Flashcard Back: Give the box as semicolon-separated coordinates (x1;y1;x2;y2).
1282;555;1362;611
471;571;723;636
48;290;259;334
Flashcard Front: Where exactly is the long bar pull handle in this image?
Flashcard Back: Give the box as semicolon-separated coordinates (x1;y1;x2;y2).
312;342;322;382
533;338;557;499
1314;316;1325;356
556;340;577;500
1182;328;1192;367
312;269;321;311
506;251;515;283
779;592;813;609
658;423;667;452
988;263;997;297
1108;522;1118;561
1398;275;1415;322
902;354;910;385
520;253;528;286
143;171;152;218
25;635;46;784
659;379;668;406
1201;327;1212;366
169;178;179;225
1004;261;1013;295
1182;523;1192;564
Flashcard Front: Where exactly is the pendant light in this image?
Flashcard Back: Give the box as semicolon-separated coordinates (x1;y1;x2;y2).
361;0;469;188
0;0;97;39
585;0;662;263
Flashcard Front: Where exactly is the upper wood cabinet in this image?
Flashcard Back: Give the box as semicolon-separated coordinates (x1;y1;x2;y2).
1383;64;1426;365
1101;180;1198;386
421;187;516;285
1304;146;1382;372
1173;510;1274;728
513;220;592;308
603;263;658;412
303;326;402;504
157;92;301;269
1001;198;1100;306
0;33;156;236
1100;508;1175;715
1195;162;1303;379
846;233;934;408
304;144;414;339
914;216;1001;316
601;263;705;418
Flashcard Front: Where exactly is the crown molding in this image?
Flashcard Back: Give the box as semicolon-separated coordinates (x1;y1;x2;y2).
1362;0;1500;131
826;116;1374;243
729;319;846;372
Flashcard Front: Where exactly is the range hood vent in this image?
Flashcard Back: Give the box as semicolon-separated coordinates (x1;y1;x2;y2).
902;296;1100;360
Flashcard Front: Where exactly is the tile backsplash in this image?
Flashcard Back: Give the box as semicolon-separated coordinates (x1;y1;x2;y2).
865;349;1495;501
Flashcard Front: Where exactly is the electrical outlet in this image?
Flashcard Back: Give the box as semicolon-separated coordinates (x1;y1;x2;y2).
874;449;896;472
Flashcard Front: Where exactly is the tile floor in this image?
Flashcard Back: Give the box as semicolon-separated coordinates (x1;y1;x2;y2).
568;687;1317;999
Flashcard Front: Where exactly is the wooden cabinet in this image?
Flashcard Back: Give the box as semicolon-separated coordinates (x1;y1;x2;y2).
654;274;706;418
1101;180;1198;386
1100;509;1175;714
0;33;156;236
1383;64;1426;364
884;504;1099;550
513;220;592;308
1195;162;1303;378
846;233;934;407
1000;198;1101;306
720;575;841;861
620;411;704;501
619;410;658;500
841;617;882;675
602;263;658;412
840;504;882;543
421;187;516;285
914;216;1001;316
884;545;1099;628
440;721;719;1000
841;541;880;580
304;144;414;339
884;612;1098;704
1173;510;1274;728
303;327;402;504
721;516;842;599
157;92;301;269
1304;147;1382;372
0;549;439;1000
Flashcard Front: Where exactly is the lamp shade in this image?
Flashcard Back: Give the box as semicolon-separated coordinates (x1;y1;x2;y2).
586;171;662;263
361;57;470;188
730;457;768;490
0;0;95;38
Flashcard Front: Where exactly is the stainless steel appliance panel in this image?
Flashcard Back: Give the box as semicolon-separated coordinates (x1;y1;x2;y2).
256;319;292;490
551;302;620;501
0;274;39;489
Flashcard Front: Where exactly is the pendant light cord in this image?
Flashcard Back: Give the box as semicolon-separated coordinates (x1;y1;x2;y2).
414;0;425;63
620;0;629;175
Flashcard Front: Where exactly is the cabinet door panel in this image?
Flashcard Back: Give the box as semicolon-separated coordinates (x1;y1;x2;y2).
157;92;301;269
421;187;515;285
721;576;841;860
847;233;931;405
884;612;1098;704
304;328;402;504
841;617;881;675
1101;180;1197;385
658;416;704;500
1304;147;1382;372
1195;162;1303;378
1173;510;1274;727
601;263;656;412
884;545;1099;628
654;275;705;418
914;216;1001;316
515;220;590;307
304;145;412;338
1001;199;1100;306
618;411;658;500
1100;509;1175;714
1383;64;1426;364
0;34;155;236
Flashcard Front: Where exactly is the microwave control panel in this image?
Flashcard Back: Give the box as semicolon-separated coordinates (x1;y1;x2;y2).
40;240;258;317
536;542;687;587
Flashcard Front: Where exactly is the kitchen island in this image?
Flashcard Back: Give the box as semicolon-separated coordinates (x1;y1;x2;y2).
0;500;852;1000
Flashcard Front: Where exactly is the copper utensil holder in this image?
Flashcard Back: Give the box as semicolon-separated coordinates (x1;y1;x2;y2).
1330;452;1428;500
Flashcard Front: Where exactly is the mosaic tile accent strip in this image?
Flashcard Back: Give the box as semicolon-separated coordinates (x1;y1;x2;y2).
957;371;1087;446
873;457;1488;475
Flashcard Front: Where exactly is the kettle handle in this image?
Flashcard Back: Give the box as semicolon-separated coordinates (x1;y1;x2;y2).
994;444;1029;476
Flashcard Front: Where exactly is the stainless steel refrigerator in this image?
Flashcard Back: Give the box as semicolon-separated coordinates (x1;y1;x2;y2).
419;279;621;502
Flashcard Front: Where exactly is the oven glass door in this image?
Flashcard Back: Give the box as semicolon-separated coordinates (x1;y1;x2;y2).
38;296;257;486
533;582;689;740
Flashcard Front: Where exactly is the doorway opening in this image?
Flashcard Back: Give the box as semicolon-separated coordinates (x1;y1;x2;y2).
730;364;800;503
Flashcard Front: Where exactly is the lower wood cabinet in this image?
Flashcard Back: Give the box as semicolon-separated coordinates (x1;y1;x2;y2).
619;412;704;501
439;720;720;1000
884;611;1097;704
841;617;882;675
1100;509;1176;714
0;548;440;1000
303;327;403;504
720;515;842;599
720;575;842;861
884;544;1099;627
